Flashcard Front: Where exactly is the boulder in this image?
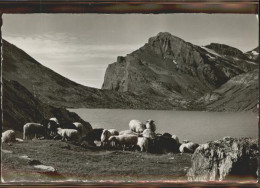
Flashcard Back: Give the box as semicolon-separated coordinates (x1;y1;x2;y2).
187;137;258;181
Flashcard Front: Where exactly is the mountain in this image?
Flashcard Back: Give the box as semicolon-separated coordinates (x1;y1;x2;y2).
198;69;259;112
1;39;175;110
245;46;259;63
102;32;257;106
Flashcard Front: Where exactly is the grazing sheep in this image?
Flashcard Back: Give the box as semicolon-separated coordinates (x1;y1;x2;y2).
49;117;59;125
57;128;79;142
137;137;149;152
162;132;172;138
149;135;180;154
129;120;146;133
108;135;138;151
172;135;180;144
142;129;156;139
119;130;139;136
47;119;59;137
100;129;112;147
73;122;87;138
146;120;156;132
85;128;104;142
2;130;16;143
23;123;47;140
179;142;199;153
108;129;119;136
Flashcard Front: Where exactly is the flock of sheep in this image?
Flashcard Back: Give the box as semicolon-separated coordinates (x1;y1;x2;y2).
2;118;200;154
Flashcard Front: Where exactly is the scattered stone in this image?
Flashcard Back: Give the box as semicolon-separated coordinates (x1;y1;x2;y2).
187;137;258;181
19;155;31;160
2;149;13;154
34;165;56;172
15;138;24;142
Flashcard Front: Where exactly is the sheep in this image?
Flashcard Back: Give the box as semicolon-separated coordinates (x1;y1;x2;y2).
23;123;47;140
2;130;16;143
129;120;146;133
100;129;112;147
146;119;156;132
73;122;87;138
108;129;119;136
83;128;104;145
47;118;60;138
49;117;59;125
179;142;199;153
137;137;149;152
119;130;139;136
149;135;180;154
162;132;172;138
172;135;180;144
57;128;80;142
108;135;138;151
142;129;156;139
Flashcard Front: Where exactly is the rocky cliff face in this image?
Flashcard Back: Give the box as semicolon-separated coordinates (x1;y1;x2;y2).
102;32;257;105
187;137;258;181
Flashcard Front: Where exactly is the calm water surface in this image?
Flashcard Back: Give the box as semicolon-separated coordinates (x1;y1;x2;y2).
68;109;258;143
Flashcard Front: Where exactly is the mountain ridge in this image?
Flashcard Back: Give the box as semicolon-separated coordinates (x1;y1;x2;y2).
102;32;258;111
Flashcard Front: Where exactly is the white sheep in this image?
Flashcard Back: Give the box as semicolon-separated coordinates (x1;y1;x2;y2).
129;120;146;133
57;128;79;142
108;135;138;151
108;129;119;136
142;129;156;139
119;130;139;136
137;137;149;152
100;129;112;147
172;135;180;144
2;130;16;143
146;119;156;132
179;142;199;153
23;123;46;140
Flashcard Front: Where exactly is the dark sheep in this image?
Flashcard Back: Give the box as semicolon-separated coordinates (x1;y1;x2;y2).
162;132;172;138
148;135;180;154
82;128;104;143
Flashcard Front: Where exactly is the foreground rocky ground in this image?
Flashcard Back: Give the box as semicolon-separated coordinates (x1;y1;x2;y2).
2;140;191;183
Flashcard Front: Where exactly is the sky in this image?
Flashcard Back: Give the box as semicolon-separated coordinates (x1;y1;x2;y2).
2;14;259;89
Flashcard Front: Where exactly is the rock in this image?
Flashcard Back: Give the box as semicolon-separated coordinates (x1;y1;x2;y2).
34;165;56;173
187;137;258;181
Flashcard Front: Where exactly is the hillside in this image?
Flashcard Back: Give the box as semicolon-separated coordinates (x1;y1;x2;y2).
2;78;92;133
198;69;259;112
1;39;175;110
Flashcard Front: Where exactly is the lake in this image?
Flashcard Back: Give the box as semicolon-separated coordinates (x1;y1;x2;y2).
68;109;258;144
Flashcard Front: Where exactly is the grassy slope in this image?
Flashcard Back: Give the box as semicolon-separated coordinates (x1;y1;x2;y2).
2;140;191;182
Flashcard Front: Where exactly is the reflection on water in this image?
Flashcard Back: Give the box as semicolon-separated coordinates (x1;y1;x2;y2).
68;109;258;144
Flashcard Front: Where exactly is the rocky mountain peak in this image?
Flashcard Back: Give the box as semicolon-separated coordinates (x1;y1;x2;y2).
205;43;248;60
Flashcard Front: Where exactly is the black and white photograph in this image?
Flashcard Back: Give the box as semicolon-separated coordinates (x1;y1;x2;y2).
1;12;259;184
